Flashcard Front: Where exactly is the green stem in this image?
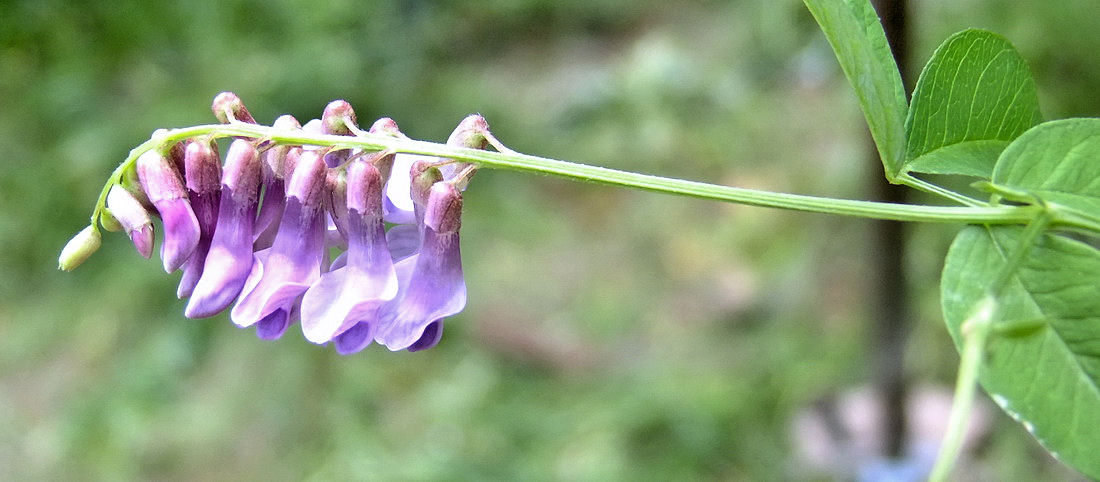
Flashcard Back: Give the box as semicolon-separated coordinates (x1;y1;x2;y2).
929;213;1052;481
929;295;995;482
92;123;1045;229
899;173;984;207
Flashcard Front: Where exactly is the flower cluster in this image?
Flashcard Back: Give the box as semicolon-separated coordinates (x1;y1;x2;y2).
64;93;490;354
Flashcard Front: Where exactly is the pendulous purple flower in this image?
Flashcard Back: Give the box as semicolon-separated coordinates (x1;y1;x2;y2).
177;139;221;298
374;181;466;351
299;158;398;347
106;184;154;258
185;139;261;318
137;149;201;273
253;115;301;251
230;149;328;339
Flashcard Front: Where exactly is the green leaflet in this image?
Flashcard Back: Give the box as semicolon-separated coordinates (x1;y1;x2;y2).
990;118;1100;233
942;226;1100;479
803;0;907;182
905;29;1043;179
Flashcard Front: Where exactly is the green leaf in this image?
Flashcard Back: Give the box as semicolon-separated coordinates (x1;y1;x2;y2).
905;29;1043;179
942;226;1100;478
992;118;1100;234
803;0;907;181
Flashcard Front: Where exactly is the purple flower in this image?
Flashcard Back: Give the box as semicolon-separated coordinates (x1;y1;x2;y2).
230;149;328;339
299;158;398;346
185;139;261;318
177;139;221;298
136;149;201;273
374;181;466;351
253;115;301;251
106;184;154;258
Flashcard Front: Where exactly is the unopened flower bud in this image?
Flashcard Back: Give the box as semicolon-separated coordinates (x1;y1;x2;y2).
322;100;358;135
447;114;490;150
368;117;406;138
211;91;256;124
58;225;101;271
99;209;123;232
107;185;154;258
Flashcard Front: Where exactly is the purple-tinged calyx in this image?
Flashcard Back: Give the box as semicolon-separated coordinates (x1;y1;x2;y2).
300;159;398;346
185;139;261;318
211;92;256;124
254;115;301;250
177;139;222;298
322;100;358;136
107;184;154;258
137;149;201;273
321;101;359;168
230;149;328;339
375;181;466;351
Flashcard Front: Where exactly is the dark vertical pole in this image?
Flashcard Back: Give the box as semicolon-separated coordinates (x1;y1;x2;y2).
870;0;910;460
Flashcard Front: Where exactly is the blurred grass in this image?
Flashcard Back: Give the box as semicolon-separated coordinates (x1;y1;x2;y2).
1;0;1097;479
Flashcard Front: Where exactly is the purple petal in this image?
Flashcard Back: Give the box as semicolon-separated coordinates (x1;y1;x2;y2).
177;191;219;298
106;185;154;258
154;198;201;273
130;226;155;259
256;309;291;340
254;126;300;250
137;150;200;273
185;187;258;318
385;224;420;261
177;140;222;298
252;179;285;250
231;151;327;330
406;320;444;352
332;321;377;355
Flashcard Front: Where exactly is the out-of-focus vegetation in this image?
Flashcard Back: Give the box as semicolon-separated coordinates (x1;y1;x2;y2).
2;0;1097;479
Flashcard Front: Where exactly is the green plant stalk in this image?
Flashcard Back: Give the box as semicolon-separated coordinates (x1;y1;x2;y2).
929;213;1052;481
89;123;1047;231
929;294;994;482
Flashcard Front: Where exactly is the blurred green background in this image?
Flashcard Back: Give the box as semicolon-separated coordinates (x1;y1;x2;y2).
2;0;1098;479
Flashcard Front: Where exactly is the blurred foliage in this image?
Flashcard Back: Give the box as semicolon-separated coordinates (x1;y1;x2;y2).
1;0;1096;479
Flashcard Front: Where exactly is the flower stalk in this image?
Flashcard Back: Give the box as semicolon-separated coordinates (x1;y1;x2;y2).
86;123;1057;236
